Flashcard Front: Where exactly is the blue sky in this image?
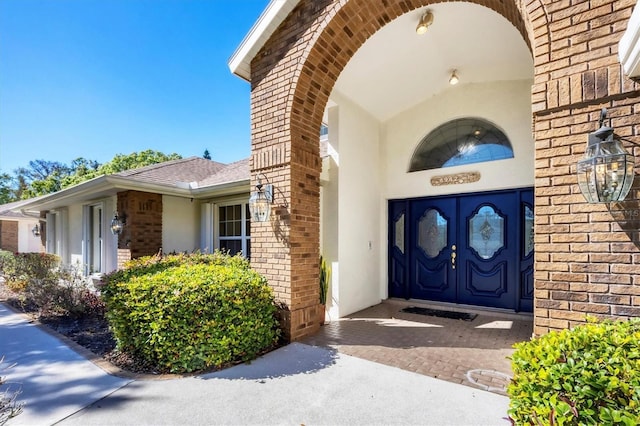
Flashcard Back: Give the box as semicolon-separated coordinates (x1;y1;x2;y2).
0;0;270;174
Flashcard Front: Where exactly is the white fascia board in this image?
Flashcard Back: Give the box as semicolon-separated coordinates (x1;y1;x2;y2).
619;2;640;78
191;180;250;198
228;0;301;81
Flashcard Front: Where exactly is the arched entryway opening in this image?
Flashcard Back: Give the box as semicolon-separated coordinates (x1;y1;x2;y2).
248;0;545;340
317;2;536;321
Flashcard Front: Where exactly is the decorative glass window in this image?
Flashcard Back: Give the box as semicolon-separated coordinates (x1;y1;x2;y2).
524;204;534;257
409;117;514;172
218;204;251;258
469;205;504;259
394;213;405;254
418;209;447;258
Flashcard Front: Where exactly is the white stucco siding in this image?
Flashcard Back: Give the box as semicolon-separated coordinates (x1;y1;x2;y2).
323;79;534;319
329;92;383;317
17;219;43;252
162;195;200;254
382;80;535;199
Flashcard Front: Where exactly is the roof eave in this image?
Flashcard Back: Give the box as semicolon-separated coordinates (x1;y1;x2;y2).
228;0;301;81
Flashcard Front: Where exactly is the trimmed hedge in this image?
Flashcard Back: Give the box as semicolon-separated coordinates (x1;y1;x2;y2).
102;252;280;373
508;318;640;425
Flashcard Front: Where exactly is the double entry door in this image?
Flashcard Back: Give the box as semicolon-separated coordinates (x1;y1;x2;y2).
389;188;533;312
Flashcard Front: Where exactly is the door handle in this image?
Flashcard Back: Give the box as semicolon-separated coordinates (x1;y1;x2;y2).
451;245;457;269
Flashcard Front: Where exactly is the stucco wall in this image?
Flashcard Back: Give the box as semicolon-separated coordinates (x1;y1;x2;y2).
382;79;534;199
162;195;200;254
324;92;382;317
18;219;43;253
324;79;534;317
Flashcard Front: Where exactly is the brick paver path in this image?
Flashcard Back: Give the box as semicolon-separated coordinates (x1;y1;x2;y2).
302;300;533;395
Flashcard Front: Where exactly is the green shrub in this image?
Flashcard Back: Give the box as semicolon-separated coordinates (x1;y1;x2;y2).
102;252;280;373
0;251;13;275
508;318;640;425
1;252;59;291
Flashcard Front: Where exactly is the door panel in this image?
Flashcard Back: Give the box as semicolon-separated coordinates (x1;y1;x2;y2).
389;187;533;312
388;201;408;298
457;193;517;310
409;198;456;302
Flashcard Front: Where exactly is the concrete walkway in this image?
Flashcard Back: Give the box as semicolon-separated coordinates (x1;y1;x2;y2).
0;303;512;425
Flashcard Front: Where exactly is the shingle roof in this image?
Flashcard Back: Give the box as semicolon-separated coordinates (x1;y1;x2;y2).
0;199;36;218
196;158;249;188
115;157;228;187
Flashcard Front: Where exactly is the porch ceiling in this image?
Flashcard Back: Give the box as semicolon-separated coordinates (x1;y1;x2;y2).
332;2;534;122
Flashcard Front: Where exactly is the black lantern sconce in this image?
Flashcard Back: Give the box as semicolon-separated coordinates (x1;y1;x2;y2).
248;174;273;222
110;212;126;235
577;108;635;203
32;223;41;237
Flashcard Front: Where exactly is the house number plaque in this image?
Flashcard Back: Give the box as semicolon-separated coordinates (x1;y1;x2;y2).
430;172;481;186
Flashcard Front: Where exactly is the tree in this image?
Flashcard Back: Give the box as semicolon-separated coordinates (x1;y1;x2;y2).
0;173;17;204
203;149;211;160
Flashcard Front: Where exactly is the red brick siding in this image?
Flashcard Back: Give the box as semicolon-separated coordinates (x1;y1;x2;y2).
0;220;18;252
116;191;163;260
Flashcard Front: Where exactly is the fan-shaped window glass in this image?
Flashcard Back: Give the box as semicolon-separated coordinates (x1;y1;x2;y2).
409;118;514;172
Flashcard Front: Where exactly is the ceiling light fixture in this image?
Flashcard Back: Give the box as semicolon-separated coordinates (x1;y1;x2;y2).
415;11;433;35
449;70;459;85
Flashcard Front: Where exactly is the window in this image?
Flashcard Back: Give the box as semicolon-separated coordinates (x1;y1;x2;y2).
218;203;251;257
409;118;514;172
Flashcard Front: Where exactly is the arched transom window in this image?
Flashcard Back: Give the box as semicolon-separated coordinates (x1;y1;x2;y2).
409;118;514;172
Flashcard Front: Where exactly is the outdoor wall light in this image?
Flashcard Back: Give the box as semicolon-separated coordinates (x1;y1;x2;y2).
32;224;40;237
449;70;459;85
577;108;635;203
110;212;125;235
248;174;273;223
415;11;433;35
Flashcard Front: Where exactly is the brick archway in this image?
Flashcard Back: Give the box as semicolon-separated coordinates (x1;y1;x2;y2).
250;0;547;340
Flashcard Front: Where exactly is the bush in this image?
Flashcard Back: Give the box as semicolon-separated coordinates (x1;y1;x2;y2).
1;252;59;292
24;265;105;317
508;318;640;425
0;251;13;275
102;252;280;373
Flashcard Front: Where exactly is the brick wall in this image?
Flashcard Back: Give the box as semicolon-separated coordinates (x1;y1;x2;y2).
532;0;640;335
0;220;18;252
116;190;162;260
250;0;640;339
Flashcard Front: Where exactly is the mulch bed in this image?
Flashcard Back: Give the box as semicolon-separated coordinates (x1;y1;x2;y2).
0;281;156;374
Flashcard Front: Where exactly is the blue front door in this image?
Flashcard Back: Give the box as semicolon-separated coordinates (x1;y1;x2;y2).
388;188;533;312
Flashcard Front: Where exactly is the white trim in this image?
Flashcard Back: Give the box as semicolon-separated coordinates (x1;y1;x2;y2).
619;2;640;78
228;0;301;81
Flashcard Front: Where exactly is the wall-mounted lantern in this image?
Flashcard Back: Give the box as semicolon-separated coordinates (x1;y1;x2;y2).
577;108;635;203
248;175;273;222
32;224;40;237
110;212;126;235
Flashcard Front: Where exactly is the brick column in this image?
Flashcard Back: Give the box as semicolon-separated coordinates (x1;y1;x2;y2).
116;190;163;261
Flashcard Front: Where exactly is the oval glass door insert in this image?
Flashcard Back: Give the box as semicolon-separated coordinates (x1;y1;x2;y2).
469;205;504;259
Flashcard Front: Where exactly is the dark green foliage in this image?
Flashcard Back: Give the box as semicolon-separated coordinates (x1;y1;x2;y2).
102;252;280;373
508;318;640;425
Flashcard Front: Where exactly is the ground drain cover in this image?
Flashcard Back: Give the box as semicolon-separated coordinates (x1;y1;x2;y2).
401;306;478;321
466;369;512;394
